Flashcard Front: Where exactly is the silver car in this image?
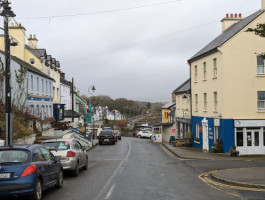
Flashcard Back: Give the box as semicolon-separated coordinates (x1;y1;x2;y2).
42;139;88;177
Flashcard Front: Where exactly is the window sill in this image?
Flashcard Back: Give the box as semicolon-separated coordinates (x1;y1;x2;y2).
213;111;218;113
212;77;217;80
194;141;200;144
203;79;207;82
203;110;207;112
194;81;198;83
195;110;198;112
257;110;265;113
256;74;265;77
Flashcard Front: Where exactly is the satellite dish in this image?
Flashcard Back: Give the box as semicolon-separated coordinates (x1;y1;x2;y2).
30;58;35;64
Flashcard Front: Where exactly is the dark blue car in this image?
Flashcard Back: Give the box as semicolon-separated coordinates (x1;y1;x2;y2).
0;144;63;200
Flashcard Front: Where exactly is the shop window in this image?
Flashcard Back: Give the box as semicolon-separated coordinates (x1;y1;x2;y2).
236;131;243;146
195;123;199;140
214;126;219;140
247;132;252;146
254;131;259;146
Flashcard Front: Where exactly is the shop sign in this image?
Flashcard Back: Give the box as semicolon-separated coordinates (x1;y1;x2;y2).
234;120;265;127
214;119;220;126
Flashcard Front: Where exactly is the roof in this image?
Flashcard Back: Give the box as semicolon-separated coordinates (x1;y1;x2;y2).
0;50;54;81
173;79;190;95
162;102;175;109
25;46;47;59
188;10;265;63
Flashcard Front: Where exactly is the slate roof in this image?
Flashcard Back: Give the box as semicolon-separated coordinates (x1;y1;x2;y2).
162;102;175;109
173;79;190;95
0;50;54;81
188;10;265;63
25;46;47;59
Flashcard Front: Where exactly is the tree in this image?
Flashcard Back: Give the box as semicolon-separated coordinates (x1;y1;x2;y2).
146;102;151;109
246;24;265;58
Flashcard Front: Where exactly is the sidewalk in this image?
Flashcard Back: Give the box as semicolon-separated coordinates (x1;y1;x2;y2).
212;167;265;188
162;142;238;160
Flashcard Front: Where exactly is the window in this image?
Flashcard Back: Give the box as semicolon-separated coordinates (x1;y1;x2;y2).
40;147;53;161
203;62;207;80
263;130;265;146
42;79;44;95
213;58;217;78
195;123;199;140
204;93;207;110
194;65;197;81
195;94;198;111
37;77;39;93
214;92;217;111
257;56;264;74
214;126;219;140
53;87;55;98
254;131;259;146
57;88;59;99
258;91;265;110
36;105;39;116
46;80;48;95
49;82;51;96
247;132;252;146
236;128;243;146
31;75;33;92
32;148;45;162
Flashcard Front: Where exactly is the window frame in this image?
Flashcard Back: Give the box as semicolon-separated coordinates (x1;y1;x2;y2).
258;91;265;110
214;92;218;111
213;58;217;78
204;93;207;111
194;65;198;82
257;56;265;74
203;62;207;80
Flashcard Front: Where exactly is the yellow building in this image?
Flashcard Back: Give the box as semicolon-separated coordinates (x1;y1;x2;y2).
188;1;265;155
173;79;191;139
0;22;61;105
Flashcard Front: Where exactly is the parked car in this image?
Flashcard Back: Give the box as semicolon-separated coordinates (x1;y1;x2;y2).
42;139;88;177
0;144;63;200
134;131;140;138
99;130;116;145
114;130;121;140
137;130;153;139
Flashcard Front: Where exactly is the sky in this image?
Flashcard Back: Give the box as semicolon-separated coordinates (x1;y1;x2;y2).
1;0;262;102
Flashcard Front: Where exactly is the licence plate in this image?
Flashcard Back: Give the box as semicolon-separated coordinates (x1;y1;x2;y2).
0;173;10;179
104;139;109;142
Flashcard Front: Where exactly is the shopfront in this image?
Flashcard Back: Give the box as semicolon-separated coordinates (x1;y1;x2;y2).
235;120;265;155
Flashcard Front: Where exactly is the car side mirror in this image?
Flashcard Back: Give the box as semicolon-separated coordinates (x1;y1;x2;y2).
82;146;89;151
54;156;61;162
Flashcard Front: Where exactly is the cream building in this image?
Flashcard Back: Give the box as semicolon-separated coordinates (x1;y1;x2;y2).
188;1;265;155
173;79;191;139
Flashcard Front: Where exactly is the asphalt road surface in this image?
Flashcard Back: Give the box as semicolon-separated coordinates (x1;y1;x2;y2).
42;137;240;200
6;137;265;200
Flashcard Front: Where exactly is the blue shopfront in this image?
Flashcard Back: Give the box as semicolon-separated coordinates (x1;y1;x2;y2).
192;116;234;153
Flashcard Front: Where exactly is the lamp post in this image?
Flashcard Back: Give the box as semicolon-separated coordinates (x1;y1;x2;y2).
88;85;96;145
0;0;16;146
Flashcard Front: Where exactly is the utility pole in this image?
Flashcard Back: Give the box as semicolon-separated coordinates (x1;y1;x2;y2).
72;77;74;123
0;0;16;146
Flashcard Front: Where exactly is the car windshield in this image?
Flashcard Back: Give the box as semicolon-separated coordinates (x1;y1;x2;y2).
101;131;113;135
0;149;29;165
42;141;70;151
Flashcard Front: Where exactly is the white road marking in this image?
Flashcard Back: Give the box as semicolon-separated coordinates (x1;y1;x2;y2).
93;141;132;200
104;184;116;200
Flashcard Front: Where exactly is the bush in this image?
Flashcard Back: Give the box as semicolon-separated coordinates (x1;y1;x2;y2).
211;139;223;153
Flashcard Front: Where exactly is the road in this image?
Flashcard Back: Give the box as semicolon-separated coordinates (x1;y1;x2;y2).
35;137;264;200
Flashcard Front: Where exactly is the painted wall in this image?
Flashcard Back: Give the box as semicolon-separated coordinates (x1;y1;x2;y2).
175;93;191;119
162;109;170;123
60;83;71;110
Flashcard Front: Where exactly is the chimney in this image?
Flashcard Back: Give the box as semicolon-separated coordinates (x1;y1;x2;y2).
28;33;38;49
262;0;265;10
221;13;242;32
60;72;65;79
9;22;26;60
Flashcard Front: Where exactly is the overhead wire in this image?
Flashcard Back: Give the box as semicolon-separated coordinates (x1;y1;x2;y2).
17;0;181;20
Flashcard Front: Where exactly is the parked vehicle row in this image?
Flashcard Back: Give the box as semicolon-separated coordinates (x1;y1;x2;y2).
135;130;153;139
0;138;89;200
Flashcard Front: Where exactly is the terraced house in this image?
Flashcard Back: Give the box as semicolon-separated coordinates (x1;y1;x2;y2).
188;1;265;155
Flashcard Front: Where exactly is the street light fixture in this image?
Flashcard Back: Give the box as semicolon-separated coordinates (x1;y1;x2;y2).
87;85;96;145
0;0;16;146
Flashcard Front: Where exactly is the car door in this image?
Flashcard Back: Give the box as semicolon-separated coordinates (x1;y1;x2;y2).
76;141;86;167
40;147;58;187
73;141;83;167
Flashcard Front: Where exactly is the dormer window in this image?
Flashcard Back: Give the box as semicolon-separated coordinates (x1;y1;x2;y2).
257;56;264;74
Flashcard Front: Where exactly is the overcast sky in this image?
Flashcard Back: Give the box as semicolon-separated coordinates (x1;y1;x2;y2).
3;0;261;102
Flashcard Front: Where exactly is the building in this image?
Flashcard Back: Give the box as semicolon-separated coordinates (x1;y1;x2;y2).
173;79;191;139
60;72;72;111
161;102;175;124
0;51;54;119
188;1;265;154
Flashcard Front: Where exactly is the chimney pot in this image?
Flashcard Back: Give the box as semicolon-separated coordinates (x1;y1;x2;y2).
30;34;32;39
235;13;238;18
19;23;21;27
33;34;36;39
239;13;242;18
226;13;229;18
230;14;233;18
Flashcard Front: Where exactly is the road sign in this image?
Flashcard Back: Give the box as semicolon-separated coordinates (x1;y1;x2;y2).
153;136;157;141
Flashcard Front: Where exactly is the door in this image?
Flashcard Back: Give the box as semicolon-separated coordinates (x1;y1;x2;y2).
246;130;262;154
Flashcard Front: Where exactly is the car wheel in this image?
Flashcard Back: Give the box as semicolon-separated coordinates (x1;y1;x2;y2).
112;141;115;145
138;135;141;138
150;136;152;139
119;137;121;140
31;178;42;200
55;169;64;188
73;161;79;177
83;158;88;170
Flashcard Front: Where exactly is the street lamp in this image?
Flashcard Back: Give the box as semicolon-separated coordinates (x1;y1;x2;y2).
0;0;16;146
